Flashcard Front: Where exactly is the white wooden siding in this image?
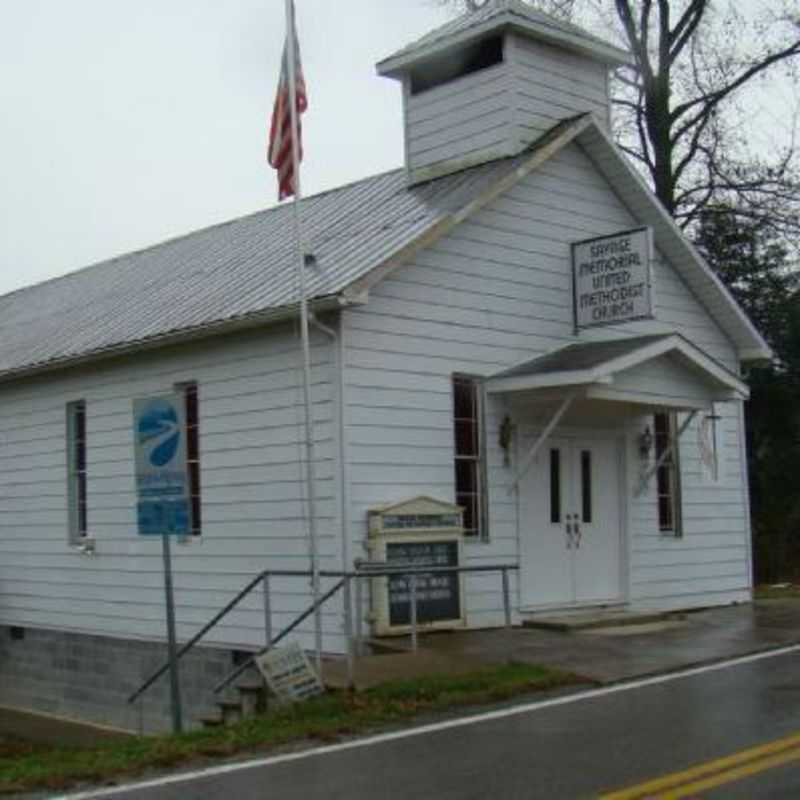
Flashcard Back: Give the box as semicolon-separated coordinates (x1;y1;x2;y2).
508;33;610;145
625;399;751;610
344;141;750;621
0;324;344;652
610;355;718;407
404;33;611;184
405;63;513;182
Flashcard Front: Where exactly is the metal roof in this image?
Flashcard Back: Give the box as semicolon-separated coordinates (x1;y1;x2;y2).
0;157;521;379
492;335;672;379
376;0;631;77
0;114;770;381
487;333;749;398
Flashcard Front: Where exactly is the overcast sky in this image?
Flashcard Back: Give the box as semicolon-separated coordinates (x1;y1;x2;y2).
0;0;451;297
2;1;794;299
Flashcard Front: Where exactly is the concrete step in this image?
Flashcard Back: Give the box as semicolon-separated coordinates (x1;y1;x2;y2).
217;699;243;725
521;609;680;632
362;637;412;655
237;681;267;716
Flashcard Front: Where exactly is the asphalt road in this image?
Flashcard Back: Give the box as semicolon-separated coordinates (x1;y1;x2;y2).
63;647;800;799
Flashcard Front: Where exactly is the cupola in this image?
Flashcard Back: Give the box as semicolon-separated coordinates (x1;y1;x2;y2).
377;0;630;185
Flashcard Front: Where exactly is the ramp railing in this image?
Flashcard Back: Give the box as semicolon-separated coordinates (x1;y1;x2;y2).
127;563;519;707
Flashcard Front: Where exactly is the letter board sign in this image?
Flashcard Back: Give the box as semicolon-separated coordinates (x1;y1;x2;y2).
572;227;654;329
386;540;461;626
133;394;190;536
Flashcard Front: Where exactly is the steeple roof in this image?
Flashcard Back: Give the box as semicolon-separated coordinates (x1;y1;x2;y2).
377;0;631;78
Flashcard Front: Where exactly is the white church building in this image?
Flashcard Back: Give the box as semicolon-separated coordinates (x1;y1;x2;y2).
0;0;768;731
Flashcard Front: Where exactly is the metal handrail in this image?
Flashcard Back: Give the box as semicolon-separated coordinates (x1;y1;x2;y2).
128;562;519;706
213;562;519;694
213;576;346;694
127;569;346;705
348;563;518;654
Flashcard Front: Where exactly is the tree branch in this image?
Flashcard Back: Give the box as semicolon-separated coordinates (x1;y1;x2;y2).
669;0;707;62
671;36;800;126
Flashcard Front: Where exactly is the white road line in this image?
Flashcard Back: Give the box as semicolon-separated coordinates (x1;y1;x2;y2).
55;644;800;800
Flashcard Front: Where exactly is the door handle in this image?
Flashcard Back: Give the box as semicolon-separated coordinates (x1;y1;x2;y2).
574;517;582;549
565;514;573;549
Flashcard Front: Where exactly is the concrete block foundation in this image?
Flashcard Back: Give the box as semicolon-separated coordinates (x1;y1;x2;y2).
0;625;239;734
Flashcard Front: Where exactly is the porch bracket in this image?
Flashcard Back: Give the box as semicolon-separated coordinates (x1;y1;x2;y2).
507;391;577;495
635;410;698;497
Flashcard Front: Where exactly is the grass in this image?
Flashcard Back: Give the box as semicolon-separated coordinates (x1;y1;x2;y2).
0;662;583;795
754;583;800;600
0;737;45;761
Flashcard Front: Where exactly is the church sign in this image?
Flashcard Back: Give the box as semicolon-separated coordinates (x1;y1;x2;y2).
572;227;654;329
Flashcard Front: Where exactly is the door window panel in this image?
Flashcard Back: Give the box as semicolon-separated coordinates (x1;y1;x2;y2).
550;448;561;524
581;450;592;523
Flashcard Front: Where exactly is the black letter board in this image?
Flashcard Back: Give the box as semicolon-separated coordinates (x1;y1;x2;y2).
386;540;461;626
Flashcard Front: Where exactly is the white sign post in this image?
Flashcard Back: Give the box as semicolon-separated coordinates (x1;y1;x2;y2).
572;227;654;330
133;393;190;734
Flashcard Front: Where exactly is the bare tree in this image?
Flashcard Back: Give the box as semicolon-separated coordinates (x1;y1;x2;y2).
434;1;800;235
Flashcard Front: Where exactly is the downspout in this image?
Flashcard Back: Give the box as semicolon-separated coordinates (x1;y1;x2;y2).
308;311;352;580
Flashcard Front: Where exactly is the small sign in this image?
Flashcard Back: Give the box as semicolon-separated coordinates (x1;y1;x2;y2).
387;540;461;626
382;513;461;531
255;642;324;704
572;227;653;329
133;394;190;536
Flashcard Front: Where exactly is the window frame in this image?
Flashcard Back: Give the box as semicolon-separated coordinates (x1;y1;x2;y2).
452;374;489;542
66;399;88;544
175;381;202;537
654;410;683;537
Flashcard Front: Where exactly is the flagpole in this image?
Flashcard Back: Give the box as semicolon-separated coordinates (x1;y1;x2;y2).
284;0;322;674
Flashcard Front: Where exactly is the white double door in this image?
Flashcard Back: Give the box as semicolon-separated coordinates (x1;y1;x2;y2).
519;433;622;609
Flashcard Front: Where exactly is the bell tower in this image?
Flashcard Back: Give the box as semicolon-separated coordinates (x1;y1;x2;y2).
377;0;630;185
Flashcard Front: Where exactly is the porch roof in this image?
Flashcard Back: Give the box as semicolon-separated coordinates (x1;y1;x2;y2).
485;333;749;408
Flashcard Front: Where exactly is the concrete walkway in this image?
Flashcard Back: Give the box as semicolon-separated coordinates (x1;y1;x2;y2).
326;599;800;689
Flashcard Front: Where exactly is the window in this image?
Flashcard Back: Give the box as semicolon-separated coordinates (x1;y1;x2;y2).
452;375;487;540
66;400;87;543
178;382;202;536
654;411;682;536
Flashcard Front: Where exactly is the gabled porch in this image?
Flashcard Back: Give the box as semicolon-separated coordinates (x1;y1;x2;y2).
485;333;749;612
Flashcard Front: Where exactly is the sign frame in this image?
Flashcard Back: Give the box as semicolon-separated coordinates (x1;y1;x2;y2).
571;226;655;332
368;531;465;636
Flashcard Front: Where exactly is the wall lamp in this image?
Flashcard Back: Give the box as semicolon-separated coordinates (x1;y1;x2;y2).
638;425;654;461
499;415;513;467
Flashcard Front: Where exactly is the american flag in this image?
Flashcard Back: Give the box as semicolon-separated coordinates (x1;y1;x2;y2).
268;5;307;201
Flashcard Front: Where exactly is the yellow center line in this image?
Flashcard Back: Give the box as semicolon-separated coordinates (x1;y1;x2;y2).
599;730;800;799
658;746;800;798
